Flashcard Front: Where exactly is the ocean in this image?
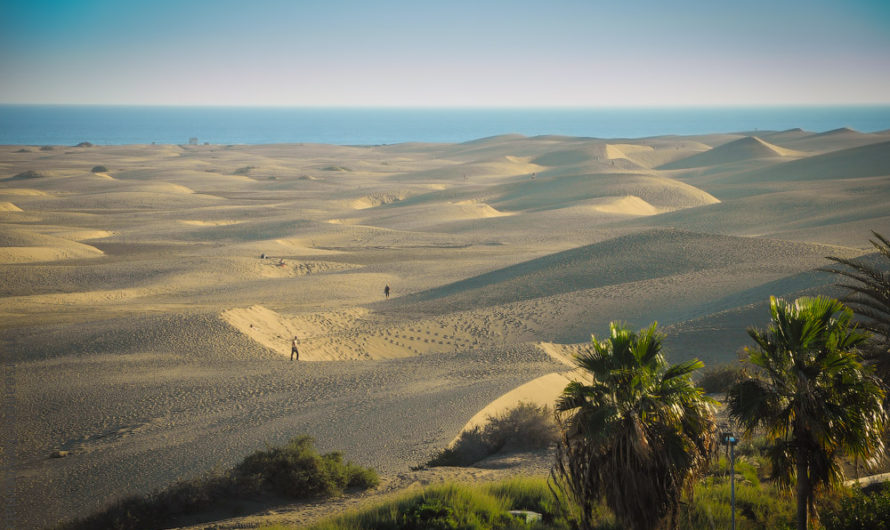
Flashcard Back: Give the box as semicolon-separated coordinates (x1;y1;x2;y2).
1;105;889;146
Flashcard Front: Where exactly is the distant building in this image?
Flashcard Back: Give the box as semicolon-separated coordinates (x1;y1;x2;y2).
188;137;198;145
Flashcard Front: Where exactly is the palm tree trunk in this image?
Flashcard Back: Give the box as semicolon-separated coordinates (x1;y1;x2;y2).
796;456;809;530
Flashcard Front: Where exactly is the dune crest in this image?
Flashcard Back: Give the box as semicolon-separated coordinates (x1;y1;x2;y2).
661;135;803;169
0;202;23;211
587;195;661;216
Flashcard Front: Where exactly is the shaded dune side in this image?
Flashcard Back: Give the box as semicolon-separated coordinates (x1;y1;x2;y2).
1;312;279;363
0;227;104;264
380;170;719;217
396;229;857;312
729;140;890;183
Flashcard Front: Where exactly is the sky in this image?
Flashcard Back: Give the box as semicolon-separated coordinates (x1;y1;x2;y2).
1;0;889;107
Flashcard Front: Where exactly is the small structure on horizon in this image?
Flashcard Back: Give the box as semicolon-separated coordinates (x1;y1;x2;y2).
188;137;198;146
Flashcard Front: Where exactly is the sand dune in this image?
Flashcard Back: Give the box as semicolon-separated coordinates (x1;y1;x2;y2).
3;131;888;528
660;136;803;169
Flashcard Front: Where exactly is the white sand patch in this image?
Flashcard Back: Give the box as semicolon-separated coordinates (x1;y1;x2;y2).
588;195;661;216
50;230;114;241
0;244;103;264
178;220;244;226
536;342;582;367
0;202;22;211
266;237;344;255
605;143;655;160
221;305;487;361
452;200;512;218
221;305;301;356
0;188;48;196
350;192;407;210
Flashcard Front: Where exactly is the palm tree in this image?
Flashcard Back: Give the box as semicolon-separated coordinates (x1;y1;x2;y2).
823;231;890;380
552;322;715;530
727;296;885;530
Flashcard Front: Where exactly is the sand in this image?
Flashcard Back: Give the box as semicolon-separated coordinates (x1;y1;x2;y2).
2;130;889;528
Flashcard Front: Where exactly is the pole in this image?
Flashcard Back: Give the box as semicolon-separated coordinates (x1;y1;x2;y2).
730;437;736;530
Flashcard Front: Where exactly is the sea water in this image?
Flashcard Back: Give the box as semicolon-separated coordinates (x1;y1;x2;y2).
1;105;889;146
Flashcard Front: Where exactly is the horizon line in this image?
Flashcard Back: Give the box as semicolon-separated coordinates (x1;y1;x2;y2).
3;102;890;110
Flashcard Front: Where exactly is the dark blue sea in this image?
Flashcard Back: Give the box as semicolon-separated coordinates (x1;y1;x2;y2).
2;105;889;146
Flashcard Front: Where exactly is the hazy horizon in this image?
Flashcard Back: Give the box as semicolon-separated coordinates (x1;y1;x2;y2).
2;0;888;107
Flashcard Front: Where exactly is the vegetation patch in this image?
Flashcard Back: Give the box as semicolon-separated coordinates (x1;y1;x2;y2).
426;402;558;467
307;478;571;530
821;483;890;530
60;435;377;530
91;165;109;173
9;170;44;180
697;363;744;394
233;166;255;175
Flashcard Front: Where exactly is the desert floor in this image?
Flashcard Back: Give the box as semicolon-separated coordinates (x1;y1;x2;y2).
2;128;890;527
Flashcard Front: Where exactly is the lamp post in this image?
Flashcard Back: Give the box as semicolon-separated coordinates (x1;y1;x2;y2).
721;431;738;530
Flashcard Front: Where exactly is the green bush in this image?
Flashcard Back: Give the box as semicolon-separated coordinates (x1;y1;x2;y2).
236;436;378;498
60;436;377;530
821;484;890;530
91;165;108;173
427;403;558;467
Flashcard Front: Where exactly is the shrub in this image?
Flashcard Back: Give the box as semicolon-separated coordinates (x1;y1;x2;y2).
10;170;43;180
40;145;54;151
60;435;377;530
75;141;93;147
697;363;744;394
821;484;890;530
235;435;378;498
91;165;108;173
427;402;558;467
233;166;255;175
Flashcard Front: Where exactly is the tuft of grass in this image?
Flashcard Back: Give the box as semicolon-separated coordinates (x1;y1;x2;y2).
308;478;572;530
91;165;109;173
427;402;558;467
233;166;255;175
60;435;377;530
683;474;795;529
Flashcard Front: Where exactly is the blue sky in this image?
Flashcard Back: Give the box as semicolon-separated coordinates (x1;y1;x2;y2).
1;0;888;106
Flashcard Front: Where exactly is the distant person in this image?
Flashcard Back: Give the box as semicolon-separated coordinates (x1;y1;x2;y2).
384;284;390;299
291;336;299;361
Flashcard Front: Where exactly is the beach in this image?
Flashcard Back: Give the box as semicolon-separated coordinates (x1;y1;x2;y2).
2;129;890;527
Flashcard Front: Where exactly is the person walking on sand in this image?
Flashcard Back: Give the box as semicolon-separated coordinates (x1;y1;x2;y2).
384;284;390;299
291;336;299;361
